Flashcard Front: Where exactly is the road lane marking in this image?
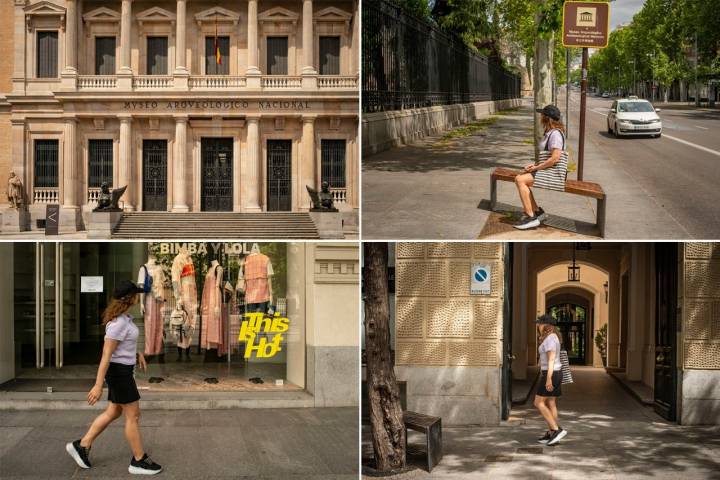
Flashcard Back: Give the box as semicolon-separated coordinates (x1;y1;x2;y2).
695;125;709;130
662;134;720;157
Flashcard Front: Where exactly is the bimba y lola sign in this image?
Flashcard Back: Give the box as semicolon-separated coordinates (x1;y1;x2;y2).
239;312;289;359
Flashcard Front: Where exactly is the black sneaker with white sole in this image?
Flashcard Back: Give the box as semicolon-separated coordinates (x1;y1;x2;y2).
546;427;568;446
535;207;547;223
129;454;163;475
66;439;91;469
513;214;540;230
537;430;552;444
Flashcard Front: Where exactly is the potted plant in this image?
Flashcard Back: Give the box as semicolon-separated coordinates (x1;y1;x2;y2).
594;324;608;367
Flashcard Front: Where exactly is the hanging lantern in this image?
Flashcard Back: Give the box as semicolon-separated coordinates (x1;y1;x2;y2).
568;244;580;282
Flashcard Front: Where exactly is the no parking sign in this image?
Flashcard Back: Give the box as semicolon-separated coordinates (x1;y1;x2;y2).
470;264;492;295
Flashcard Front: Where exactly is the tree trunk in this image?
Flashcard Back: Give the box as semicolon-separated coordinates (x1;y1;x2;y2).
363;242;406;472
533;5;554;160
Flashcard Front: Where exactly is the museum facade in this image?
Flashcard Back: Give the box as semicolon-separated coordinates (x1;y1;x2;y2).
0;0;359;232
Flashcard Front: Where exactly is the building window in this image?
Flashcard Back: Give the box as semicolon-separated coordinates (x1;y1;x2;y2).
34;140;59;188
319;36;340;75
95;37;116;75
36;31;58;78
205;36;230;75
266;36;288;75
146;36;168;75
321;139;346;188
88;139;114;188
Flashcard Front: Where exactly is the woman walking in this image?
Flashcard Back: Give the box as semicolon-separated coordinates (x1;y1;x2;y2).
534;314;568;446
514;105;569;230
66;280;163;475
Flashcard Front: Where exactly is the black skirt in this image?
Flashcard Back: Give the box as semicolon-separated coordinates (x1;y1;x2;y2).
105;362;141;404
536;370;562;397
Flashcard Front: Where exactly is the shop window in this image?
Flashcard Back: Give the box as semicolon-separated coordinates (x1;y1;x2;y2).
205;36;229;75
146;36;168;75
36;31;58;78
266;36;288;75
95;37;116;75
319;36;340;75
34;140;59;188
321;139;346;188
88;139;113;188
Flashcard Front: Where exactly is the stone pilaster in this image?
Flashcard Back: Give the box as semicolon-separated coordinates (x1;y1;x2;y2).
246;0;261;88
245;117;261;211
118;0;133;88
301;0;317;89
173;0;189;89
62;119;78;208
172;116;189;212
300;116;316;211
60;0;78;89
118;116;134;210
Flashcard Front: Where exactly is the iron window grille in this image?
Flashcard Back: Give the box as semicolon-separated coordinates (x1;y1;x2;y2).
34;140;59;188
321;139;346;188
88;139;113;188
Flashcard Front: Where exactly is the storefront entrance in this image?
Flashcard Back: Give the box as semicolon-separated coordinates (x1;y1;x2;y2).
201;138;233;212
142;140;168;211
654;243;678;421
267;140;292;211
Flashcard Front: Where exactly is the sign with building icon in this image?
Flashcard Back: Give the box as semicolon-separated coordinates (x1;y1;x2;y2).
562;1;610;48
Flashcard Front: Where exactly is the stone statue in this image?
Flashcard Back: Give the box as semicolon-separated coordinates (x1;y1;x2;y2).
7;172;25;209
306;181;338;212
92;183;127;212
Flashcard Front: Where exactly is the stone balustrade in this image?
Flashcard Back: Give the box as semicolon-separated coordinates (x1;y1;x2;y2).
78;76;118;90
132;76;174;90
33;188;59;204
87;188;101;205
261;76;303;89
318;76;358;89
189;76;247;90
330;187;347;204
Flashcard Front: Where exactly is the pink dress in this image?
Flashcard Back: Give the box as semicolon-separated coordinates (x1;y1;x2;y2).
201;264;225;353
171;253;198;349
139;264;166;355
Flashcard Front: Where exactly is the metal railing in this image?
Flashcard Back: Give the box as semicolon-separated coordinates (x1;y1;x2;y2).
362;0;521;113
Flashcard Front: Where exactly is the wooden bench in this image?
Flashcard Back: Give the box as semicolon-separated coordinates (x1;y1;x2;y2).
404;411;442;472
489;167;607;237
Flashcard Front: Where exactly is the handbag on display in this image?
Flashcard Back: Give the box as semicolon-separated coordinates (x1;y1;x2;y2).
560;350;574;384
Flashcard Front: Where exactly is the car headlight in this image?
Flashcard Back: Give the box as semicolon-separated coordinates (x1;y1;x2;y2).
651;119;661;123
619;119;632;124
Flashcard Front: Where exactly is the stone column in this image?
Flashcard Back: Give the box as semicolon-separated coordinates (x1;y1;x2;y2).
300;116;315;211
62;119;78;208
245;117;262;211
172;117;189;212
118;117;134;210
119;0;133;77
301;0;316;74
246;0;261;79
173;0;189;87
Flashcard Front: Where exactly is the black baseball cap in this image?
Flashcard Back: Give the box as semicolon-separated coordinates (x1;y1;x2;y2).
535;104;562;121
535;314;558;325
112;279;144;299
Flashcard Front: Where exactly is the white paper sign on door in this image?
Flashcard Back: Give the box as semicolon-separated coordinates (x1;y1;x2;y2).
81;276;104;293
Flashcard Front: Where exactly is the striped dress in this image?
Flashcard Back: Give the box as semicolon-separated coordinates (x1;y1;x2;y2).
532;129;568;191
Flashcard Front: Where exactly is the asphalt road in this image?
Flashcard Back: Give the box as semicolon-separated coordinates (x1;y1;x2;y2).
563;89;720;239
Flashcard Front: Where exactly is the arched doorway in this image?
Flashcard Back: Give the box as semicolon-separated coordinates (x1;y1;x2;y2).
546;290;593;365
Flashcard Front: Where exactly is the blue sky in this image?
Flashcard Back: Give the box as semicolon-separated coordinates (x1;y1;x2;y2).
610;0;646;31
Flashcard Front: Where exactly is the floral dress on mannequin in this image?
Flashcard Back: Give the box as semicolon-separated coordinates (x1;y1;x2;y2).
201;261;227;355
171;251;198;350
138;259;166;355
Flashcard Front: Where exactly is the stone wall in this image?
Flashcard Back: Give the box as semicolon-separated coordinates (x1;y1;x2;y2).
362;99;522;157
681;242;720;424
394;242;505;425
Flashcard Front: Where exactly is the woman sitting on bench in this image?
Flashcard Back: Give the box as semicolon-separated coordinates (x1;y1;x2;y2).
514;104;569;230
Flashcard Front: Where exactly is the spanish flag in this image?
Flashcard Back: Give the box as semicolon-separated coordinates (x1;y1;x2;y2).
215;36;222;65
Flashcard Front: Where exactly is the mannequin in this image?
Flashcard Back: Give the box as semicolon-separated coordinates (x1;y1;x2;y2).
237;245;274;314
200;259;226;355
171;247;197;360
138;255;166;357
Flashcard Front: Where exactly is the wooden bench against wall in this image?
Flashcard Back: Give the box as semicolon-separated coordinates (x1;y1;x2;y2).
489;167;607;237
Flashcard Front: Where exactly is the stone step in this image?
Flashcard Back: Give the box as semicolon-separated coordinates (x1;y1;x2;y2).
112;212;321;239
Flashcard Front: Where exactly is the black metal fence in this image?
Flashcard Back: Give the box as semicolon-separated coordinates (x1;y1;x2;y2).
362;0;521;113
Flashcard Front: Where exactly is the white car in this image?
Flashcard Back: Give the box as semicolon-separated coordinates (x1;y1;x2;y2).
607;99;662;138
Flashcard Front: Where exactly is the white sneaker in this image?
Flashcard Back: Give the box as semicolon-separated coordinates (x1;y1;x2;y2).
547;428;568;446
514;214;540;230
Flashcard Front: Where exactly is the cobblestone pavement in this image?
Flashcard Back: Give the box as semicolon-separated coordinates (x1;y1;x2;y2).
362;367;720;479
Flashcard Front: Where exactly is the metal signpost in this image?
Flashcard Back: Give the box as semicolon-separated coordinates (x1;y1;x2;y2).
562;1;610;182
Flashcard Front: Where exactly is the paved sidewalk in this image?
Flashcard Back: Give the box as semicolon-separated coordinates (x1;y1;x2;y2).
362;367;720;479
362;98;687;239
0;407;358;479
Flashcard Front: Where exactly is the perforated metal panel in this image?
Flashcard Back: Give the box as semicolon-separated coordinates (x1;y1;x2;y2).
395;242;504;367
683;243;720;370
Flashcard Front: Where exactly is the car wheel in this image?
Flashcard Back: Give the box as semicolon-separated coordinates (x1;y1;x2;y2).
614;123;620;138
607;122;613;134
655;133;662;138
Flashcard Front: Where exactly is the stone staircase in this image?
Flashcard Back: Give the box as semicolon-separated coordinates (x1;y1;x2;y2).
111;212;320;239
